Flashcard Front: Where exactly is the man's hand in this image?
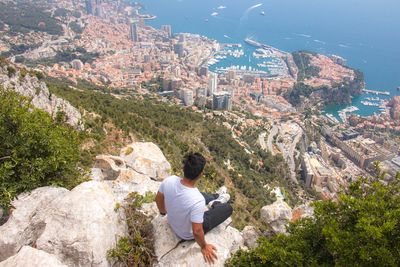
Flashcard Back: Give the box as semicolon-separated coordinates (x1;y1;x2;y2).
201;244;218;264
192;223;218;264
155;191;166;215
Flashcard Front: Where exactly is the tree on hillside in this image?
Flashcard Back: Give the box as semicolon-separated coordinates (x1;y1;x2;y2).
0;90;82;209
227;172;400;267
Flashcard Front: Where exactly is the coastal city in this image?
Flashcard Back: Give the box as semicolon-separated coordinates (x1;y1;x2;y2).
0;0;399;266
0;0;399;201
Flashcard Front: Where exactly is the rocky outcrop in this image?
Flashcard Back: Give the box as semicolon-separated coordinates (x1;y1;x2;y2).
153;216;244;267
35;181;127;267
0;246;67;267
0;66;83;130
261;199;293;234
0;182;126;266
0;187;69;262
0;142;247;266
120;142;171;181
94;155;126;181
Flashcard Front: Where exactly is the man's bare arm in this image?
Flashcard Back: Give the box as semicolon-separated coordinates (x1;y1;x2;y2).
192;222;217;264
155;191;166;215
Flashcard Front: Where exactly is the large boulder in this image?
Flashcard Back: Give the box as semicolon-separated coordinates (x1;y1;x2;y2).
0;246;67;267
153;216;244;267
120;142;171;181
0;187;69;262
105;169;161;202
260;199;293;234
35;181;127;267
94;155;126;180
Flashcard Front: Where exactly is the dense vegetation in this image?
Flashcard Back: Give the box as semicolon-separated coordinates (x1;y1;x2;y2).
284;82;315;106
0;90;83;209
227;172;400;266
292;51;320;81
0;1;63;35
46;78;293;228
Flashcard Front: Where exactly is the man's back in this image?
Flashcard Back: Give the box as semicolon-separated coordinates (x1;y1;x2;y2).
159;175;205;240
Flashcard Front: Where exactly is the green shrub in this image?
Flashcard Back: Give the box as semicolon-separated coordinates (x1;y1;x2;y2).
0;90;82;208
107;192;156;266
227;173;400;267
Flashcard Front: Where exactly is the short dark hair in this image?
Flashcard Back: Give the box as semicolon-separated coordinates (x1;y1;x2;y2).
183;153;206;180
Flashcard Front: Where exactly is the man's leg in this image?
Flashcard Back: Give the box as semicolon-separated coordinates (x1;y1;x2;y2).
201;192;219;205
203;203;233;233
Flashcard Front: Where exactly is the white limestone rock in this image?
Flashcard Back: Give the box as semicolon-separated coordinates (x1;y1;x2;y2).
0;72;83;130
140;202;159;219
105;169;161;202
120;142;171;181
0;246;67;267
153;215;243;267
241;226;261;249
152;215;182;260
0;187;69;262
94;155;126;180
260;199;293;234
35;181;127;267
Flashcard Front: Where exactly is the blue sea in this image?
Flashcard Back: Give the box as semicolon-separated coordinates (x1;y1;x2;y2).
140;0;400;117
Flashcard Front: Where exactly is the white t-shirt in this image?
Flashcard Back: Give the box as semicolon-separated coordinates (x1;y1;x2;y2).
159;175;205;240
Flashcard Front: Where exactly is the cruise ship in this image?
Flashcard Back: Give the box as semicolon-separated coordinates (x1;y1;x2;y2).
244;38;263;48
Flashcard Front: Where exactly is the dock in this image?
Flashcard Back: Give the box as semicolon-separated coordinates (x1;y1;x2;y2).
362;89;390;96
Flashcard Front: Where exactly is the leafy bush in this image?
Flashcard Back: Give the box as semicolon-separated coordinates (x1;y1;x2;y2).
227;173;400;267
0;90;82;208
107;192;156;266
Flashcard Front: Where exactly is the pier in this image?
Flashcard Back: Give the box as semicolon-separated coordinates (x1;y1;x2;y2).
362;89;390;96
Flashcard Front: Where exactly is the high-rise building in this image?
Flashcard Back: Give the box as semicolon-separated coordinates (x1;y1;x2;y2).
95;5;103;17
179;34;186;43
85;0;94;15
161;25;172;38
173;43;185;57
181;89;194;106
208;72;218;96
172;66;181;77
130;22;139;42
227;70;236;81
212;91;232;111
196;87;207;98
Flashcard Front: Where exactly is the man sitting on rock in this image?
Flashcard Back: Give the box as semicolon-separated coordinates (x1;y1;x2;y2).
155;153;232;264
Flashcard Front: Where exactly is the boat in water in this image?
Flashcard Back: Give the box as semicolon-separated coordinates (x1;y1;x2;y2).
260;11;265;16
244;38;262;48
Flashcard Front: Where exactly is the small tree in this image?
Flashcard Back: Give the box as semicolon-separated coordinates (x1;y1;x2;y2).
0;90;81;208
227;173;400;267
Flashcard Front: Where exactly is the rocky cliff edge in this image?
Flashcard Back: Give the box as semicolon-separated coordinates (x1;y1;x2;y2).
0;142;253;267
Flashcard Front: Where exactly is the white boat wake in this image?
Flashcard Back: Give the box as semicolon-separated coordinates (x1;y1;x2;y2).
240;3;263;22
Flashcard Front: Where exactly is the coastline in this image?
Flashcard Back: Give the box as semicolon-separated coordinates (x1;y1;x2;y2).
139;0;400;119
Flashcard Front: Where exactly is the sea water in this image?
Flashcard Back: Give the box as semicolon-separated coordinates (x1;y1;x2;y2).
140;0;400;117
